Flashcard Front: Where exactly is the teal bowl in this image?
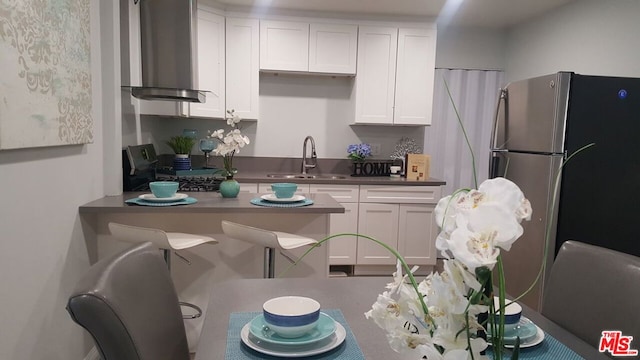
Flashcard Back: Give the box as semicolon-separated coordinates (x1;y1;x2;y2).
149;181;179;198
271;183;297;199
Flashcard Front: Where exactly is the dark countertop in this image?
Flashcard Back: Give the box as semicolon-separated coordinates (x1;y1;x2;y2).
159;156;446;186
233;172;446;186
79;192;345;214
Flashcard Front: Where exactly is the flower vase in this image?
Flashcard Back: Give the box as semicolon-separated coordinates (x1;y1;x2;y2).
219;177;240;198
173;154;191;171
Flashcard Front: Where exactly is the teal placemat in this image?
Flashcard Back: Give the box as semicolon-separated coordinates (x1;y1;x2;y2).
250;198;314;208
486;331;583;359
225;309;364;359
125;197;197;206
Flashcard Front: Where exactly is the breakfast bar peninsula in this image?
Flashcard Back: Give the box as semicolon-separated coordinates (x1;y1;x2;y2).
79;192;343;280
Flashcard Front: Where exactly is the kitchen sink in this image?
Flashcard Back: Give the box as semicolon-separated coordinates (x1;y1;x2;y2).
266;174;347;180
307;175;347;180
266;174;308;179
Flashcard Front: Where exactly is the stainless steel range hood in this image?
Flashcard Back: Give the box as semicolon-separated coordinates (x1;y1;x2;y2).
130;0;205;103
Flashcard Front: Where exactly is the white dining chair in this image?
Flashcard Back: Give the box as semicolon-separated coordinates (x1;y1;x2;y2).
221;220;318;278
108;222;218;318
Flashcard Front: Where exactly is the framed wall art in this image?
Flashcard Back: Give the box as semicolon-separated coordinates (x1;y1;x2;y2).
0;0;93;150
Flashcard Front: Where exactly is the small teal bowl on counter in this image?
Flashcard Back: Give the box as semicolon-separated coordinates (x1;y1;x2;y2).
263;296;320;338
149;181;179;198
271;183;297;198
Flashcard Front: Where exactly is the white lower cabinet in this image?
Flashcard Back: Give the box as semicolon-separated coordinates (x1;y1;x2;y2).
357;185;441;266
357;203;399;265
310;185;359;265
397;204;438;265
356;203;437;265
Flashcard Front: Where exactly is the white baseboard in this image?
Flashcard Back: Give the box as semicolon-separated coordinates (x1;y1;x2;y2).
84;346;100;360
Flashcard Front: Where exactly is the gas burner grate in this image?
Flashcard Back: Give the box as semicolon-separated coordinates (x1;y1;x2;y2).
156;176;222;192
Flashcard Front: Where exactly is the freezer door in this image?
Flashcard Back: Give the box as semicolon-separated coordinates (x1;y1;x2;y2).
491;151;563;311
556;74;640;257
492;73;570;153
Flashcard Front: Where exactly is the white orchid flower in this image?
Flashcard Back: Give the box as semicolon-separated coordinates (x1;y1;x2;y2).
445;205;523;272
208;129;224;139
477;177;532;222
445;259;482;292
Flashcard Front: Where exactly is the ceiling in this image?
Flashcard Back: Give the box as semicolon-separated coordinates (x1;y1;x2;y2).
217;0;576;29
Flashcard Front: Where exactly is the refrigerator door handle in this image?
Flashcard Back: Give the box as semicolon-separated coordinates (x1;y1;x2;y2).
491;88;508;150
489;152;502;178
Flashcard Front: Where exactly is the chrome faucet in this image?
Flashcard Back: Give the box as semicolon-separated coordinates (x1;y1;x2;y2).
301;136;317;174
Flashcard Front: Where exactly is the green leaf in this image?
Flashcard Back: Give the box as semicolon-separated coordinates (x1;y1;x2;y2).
166;135;196;154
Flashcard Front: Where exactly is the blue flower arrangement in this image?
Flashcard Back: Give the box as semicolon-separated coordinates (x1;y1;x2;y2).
347;143;372;162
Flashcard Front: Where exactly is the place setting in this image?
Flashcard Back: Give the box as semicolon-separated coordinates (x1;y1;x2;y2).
125;181;197;206
487;297;545;350
251;183;314;208
239;296;346;358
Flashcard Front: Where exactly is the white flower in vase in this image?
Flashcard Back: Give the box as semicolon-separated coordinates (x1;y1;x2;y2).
207;110;250;178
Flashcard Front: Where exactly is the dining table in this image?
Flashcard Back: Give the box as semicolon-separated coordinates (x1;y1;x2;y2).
195;277;609;359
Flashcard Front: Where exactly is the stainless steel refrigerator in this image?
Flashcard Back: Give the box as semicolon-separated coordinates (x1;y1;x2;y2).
489;72;640;310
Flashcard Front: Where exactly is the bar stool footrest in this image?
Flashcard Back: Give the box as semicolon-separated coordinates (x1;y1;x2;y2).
179;301;202;319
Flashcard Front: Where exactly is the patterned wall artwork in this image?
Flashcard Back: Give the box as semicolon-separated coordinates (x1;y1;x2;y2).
0;0;93;150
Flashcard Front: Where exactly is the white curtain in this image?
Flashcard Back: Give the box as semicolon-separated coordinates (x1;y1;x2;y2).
425;69;505;195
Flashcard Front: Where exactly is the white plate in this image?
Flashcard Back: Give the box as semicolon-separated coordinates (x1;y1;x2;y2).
241;320;346;357
261;194;306;203
138;193;188;202
496;325;544;349
249;313;336;346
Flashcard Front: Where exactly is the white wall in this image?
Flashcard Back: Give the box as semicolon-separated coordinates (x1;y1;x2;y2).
436;26;506;70
0;0;118;359
505;0;640;82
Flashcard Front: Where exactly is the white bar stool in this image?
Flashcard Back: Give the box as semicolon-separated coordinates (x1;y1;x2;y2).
221;220;318;278
107;222;218;318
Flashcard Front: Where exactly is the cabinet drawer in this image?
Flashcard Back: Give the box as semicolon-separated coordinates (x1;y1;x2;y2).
359;185;442;204
309;184;359;203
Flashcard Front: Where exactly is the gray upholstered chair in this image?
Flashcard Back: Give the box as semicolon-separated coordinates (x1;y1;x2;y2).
66;242;190;360
541;240;640;348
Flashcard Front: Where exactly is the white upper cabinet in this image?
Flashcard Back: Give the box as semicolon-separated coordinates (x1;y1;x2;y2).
394;28;437;125
354;26;398;125
260;20;309;72
182;7;226;118
308;23;358;74
354;26;436;125
226;17;260;120
260;20;357;75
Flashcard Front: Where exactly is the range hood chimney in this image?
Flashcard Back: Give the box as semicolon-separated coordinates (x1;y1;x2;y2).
131;0;205;103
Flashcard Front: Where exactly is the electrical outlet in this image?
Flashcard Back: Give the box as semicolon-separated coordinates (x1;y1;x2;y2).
370;143;381;156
